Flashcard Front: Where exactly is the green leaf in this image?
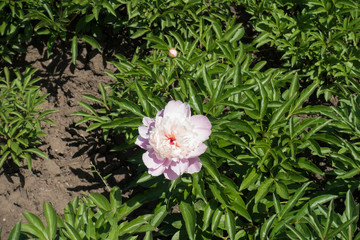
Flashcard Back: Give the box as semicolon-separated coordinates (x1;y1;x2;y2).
260;215;276;240
80;35;101;52
135;81;151;116
131;28;150;39
64;222;82;240
275;181;289;199
89;193;111;211
298;158;323;176
323;200;334;238
179;201;196;240
253;32;270;47
256;78;268;120
25;148;48;160
110;186;122;212
39;110;58;119
21;224;48;240
0;151;10;169
10;141;22;156
43;202;57;239
288;72;299;99
337;168;360;179
240;168;259;191
102;1;117;16
290;80;319;114
201;155;224;187
225;208;236;240
212;147;240;165
22;212;46;233
78;101;97;116
327;216;358;239
188;80;203;114
110;96;145;117
72;36;78;65
8;221;21;240
24;153;32;171
202;65;214;97
118;216;151;235
255;178;274;203
211;208;223;232
151;205;168;228
202;201;214;230
82;94;103;105
211;132;247;148
225;120;257;141
269;92;298;128
279;182;311;219
284;223;307;240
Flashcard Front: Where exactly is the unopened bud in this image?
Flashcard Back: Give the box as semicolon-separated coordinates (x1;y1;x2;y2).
169;48;178;58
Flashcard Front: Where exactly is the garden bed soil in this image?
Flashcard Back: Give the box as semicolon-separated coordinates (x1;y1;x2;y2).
0;40;131;238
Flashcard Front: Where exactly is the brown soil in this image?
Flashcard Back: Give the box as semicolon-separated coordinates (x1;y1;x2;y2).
0;39;134;238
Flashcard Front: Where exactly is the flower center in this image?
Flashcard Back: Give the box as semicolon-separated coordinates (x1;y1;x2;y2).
167;135;176;146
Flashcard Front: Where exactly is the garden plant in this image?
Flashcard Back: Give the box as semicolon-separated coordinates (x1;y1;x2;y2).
1;0;360;239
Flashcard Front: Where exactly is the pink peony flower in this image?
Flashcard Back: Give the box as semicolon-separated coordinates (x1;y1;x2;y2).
169;48;178;58
135;100;212;180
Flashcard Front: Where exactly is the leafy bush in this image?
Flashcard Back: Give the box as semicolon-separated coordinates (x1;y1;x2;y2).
0;67;56;170
3;0;360;239
0;0;125;65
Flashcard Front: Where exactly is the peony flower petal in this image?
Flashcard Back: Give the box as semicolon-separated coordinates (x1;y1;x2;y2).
170;160;189;176
135;136;149;149
148;165;166;176
186;157;202;174
156;109;164;118
190;115;212;141
186;143;207;158
138;126;149;138
143;117;154;126
163;168;180;180
142;151;164;169
164;100;191;119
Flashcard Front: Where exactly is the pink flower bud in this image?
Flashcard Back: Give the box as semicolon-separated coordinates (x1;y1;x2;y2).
169;48;178;58
136;100;212;180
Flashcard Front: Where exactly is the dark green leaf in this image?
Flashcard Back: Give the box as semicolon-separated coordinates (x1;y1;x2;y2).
179;201;196;240
72;36;78;66
8;221;21;240
25;148;48;160
255;178;274;203
225;208;236;240
80;35;101;52
89;193;111;211
43;202;57;239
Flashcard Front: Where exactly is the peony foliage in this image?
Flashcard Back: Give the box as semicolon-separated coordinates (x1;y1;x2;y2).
3;0;360;239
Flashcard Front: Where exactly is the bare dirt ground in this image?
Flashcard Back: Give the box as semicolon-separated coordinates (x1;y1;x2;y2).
0;38;136;238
